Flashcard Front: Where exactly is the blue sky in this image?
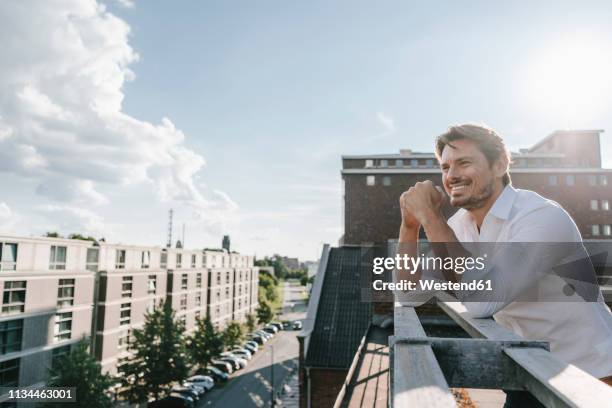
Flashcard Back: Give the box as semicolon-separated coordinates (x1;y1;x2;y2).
2;0;612;260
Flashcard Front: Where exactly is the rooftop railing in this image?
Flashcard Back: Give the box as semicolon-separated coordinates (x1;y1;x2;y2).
391;295;612;407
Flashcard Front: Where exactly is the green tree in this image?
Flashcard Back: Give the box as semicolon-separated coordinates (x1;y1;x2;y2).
189;315;223;369
119;301;189;403
45;231;62;238
68;233;97;242
43;341;113;408
223;321;244;348
256;300;274;324
245;313;257;333
259;272;279;303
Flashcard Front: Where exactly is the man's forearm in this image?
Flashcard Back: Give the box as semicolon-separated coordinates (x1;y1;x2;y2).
396;225;420;282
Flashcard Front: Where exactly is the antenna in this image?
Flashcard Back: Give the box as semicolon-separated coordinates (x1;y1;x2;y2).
182;223;186;248
167;209;173;248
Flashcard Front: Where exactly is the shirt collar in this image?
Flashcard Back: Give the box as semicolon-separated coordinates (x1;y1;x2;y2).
487;184;517;221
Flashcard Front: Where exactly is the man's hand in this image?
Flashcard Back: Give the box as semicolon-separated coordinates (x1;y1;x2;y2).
400;180;445;225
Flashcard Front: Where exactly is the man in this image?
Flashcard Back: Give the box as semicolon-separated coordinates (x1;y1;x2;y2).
396;123;612;407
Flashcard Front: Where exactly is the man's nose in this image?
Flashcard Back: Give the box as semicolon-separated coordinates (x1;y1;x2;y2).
446;165;460;182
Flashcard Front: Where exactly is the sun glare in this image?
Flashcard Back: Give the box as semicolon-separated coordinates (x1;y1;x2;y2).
524;37;612;125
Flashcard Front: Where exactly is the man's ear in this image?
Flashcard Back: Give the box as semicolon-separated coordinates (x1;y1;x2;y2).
493;156;509;179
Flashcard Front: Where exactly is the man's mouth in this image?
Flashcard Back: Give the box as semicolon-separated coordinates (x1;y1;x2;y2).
449;182;470;195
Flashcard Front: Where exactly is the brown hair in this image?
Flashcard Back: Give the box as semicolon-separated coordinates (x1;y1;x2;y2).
435;123;512;185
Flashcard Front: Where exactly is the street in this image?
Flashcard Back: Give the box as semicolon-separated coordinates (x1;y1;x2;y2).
199;280;308;407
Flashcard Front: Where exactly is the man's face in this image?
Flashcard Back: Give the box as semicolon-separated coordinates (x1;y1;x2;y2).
439;138;499;209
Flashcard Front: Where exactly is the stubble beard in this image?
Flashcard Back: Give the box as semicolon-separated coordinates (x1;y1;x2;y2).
451;179;495;210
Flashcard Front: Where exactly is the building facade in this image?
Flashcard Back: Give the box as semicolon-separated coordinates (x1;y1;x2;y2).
0;236;258;388
342;129;612;245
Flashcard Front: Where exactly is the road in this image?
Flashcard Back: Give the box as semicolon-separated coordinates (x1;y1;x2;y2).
199;280;308;407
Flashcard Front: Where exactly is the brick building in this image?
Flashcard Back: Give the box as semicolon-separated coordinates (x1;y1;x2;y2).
342;129;612;245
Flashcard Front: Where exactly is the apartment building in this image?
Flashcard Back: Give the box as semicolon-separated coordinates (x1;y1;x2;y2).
0;237;94;389
341;129;612;245
0;236;259;386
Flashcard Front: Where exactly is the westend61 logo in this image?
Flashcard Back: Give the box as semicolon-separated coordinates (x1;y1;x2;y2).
372;254;487;275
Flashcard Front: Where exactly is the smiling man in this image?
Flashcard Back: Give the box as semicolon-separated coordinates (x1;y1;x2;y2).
395;123;612;407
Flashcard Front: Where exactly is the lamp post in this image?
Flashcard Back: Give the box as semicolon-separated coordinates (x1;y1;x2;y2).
271;344;275;407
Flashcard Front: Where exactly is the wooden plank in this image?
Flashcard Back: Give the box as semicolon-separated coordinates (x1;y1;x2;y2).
393;343;457;407
392;305;456;407
436;300;521;340
424;337;547;390
505;347;612;408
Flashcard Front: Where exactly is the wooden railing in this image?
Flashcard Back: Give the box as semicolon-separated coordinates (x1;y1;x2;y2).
391;297;612;407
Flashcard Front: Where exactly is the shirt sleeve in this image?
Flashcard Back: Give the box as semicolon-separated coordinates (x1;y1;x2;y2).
460;205;589;318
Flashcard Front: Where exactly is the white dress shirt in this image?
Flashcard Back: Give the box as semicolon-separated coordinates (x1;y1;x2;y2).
446;184;612;378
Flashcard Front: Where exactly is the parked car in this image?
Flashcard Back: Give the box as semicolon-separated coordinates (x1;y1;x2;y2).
149;393;194;408
201;366;229;382
219;354;247;369
250;335;265;345
243;341;258;353
270;322;284;331
282;321;292;330
212;359;233;374
181;382;206;397
264;324;279;333
255;330;272;339
231;348;252;360
293;320;303;330
171;386;199;402
187;375;214;391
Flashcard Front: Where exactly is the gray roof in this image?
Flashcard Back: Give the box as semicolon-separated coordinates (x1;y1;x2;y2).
304;246;372;369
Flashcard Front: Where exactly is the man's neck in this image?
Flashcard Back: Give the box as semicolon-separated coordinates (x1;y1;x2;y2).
468;183;506;230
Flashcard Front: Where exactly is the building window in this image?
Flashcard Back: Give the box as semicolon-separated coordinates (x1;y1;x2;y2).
122;276;133;298
0;358;19;386
366;175;375;186
426;159;434;167
365;159;373;167
176;253;182;269
195;310;201;320
181;273;188;290
380;159;388;167
565;175;575;186
148;275;157;295
604;225;612;236
196;273;202;288
382;176;391;186
226;271;230;284
191;254;197;268
51;345;71;369
410;159;418;167
120;303;131;326
86;248;99;272
601;175;608;186
196;293;201;307
0;243;18;271
54;312;72;342
548;175;557;186
602;200;610;211
141;251;150;269
591;200;599;210
49;246;67;270
2;281;26;315
160;252;168;268
216;272;221;285
57;279;75;308
395;159;403;167
180;294;187;311
147;298;155;314
225;287;230;297
118;329;131;351
180;315;186;326
588;175;597;186
591;225;601;236
0;319;23;355
115;250;126;269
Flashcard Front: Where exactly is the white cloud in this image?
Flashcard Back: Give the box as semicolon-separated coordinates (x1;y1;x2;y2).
35;204;108;237
0;202;20;234
0;1;236;231
0;202;12;220
377;112;396;133
113;0;135;8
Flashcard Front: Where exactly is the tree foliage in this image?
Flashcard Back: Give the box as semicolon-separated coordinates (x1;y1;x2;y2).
256;300;274;324
188;315;223;369
246;313;257;333
118;301;189;403
43;341;113;408
223;321;244;348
